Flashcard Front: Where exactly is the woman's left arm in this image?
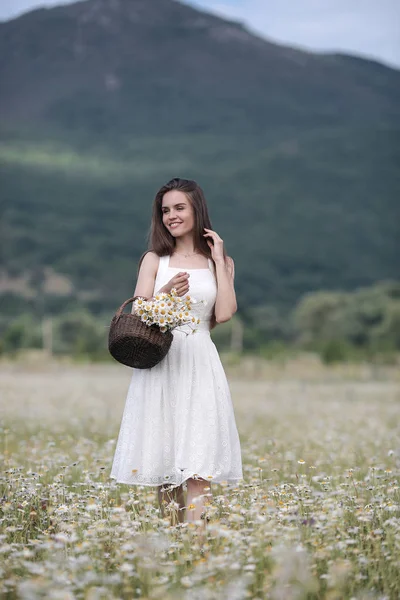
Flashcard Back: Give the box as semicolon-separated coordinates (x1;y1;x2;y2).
203;228;237;323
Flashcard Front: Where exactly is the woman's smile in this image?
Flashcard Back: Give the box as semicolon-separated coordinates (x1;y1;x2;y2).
162;190;195;235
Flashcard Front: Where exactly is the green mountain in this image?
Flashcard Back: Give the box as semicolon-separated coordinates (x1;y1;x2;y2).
1;0;399;133
1;0;399;318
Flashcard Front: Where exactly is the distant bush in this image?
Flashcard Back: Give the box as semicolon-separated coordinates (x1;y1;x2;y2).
293;280;400;352
1;315;42;354
1;280;399;364
319;339;354;364
54;311;109;359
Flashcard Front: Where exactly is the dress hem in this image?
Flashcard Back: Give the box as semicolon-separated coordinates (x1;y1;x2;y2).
109;473;243;489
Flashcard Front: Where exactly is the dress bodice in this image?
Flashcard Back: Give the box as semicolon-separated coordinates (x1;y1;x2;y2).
153;255;217;333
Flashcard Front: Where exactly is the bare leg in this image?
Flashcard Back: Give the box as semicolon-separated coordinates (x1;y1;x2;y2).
185;478;211;523
158;484;185;524
174;484;185;523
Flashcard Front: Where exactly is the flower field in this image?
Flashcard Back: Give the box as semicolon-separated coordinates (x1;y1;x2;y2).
1;360;399;599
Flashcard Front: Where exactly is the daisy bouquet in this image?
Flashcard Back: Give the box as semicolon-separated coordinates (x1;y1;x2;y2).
133;287;203;334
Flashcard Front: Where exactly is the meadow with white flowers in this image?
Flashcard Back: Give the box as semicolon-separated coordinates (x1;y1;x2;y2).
1;358;399;599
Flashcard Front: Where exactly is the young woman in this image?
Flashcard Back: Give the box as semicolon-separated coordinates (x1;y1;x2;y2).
110;177;243;524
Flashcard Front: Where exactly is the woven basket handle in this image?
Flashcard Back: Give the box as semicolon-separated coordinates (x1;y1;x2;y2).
115;295;143;320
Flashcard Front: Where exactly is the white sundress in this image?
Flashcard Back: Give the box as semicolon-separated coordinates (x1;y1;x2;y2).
110;254;243;488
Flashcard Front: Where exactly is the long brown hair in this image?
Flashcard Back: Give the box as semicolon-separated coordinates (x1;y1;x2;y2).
138;177;228;328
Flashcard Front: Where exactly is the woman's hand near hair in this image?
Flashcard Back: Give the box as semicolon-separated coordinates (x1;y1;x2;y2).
203;227;224;263
203;227;237;323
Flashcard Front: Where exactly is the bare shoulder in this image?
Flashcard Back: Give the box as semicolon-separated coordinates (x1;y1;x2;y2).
140;251;160;273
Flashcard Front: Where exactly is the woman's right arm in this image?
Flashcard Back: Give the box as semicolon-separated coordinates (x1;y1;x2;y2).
131;252;159;312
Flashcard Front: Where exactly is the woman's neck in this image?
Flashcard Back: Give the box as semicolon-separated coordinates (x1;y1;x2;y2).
174;235;197;256
173;247;198;257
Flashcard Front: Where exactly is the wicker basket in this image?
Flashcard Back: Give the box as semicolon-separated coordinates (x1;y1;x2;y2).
108;296;173;369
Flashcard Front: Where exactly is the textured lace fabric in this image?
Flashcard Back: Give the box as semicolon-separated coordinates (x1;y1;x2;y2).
110;255;243;488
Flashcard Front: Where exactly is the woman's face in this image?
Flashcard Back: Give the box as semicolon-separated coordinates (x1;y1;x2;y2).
161;190;195;238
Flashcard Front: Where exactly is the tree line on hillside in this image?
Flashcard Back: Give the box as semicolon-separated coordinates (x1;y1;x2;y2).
1;280;399;364
1;125;400;312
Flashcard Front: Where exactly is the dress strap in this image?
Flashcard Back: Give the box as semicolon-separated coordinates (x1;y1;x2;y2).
160;255;169;267
160;255;170;278
154;255;169;295
208;258;215;274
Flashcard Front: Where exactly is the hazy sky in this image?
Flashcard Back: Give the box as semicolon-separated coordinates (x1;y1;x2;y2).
1;0;399;68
